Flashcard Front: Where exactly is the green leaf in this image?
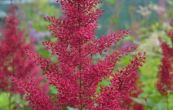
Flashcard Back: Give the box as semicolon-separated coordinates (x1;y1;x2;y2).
49;85;58;95
105;0;116;5
131;97;146;106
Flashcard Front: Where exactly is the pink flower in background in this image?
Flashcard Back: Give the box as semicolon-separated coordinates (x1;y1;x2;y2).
0;5;41;94
157;33;173;95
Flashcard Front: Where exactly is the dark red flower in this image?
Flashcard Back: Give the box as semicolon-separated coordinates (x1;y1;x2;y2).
157;36;173;95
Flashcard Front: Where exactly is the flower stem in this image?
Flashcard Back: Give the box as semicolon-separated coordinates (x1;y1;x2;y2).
79;44;83;110
77;2;83;110
8;93;12;110
166;93;169;110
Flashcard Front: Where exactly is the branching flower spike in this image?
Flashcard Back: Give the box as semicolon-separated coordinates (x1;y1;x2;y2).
26;0;145;110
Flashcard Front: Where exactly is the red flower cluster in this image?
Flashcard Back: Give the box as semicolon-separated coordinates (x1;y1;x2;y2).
0;5;40;94
94;53;145;110
25;0;145;110
15;75;53;110
157;31;173;95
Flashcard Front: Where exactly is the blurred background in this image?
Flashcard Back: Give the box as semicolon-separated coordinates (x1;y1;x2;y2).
0;0;173;110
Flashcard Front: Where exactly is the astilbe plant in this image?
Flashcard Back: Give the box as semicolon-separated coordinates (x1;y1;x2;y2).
157;31;173;96
0;5;41;95
24;0;145;110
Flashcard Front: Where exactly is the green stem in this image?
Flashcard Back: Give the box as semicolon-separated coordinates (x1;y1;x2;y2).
166;93;169;110
8;93;12;110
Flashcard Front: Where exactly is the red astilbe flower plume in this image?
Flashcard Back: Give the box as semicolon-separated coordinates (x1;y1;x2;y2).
0;5;41;93
0;5;52;110
93;53;145;110
157;34;173;95
26;0;145;110
14;75;54;110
